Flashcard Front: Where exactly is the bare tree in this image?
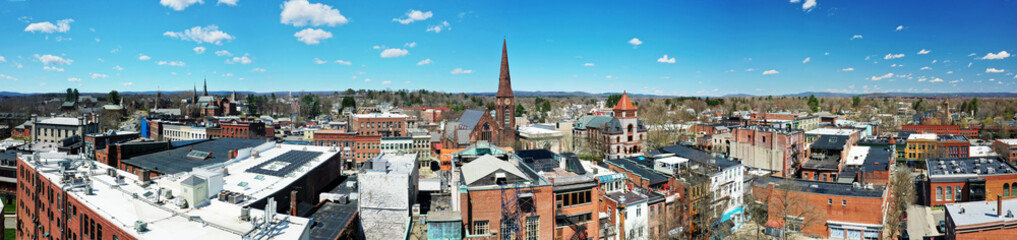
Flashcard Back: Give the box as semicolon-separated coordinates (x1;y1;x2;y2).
884;165;916;239
757;177;821;240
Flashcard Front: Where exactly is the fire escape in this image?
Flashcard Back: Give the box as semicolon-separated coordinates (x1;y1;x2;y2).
500;181;538;240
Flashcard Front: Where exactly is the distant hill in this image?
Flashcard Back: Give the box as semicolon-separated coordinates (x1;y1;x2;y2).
4;90;1017;98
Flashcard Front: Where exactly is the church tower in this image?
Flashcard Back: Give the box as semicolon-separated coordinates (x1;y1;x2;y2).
203;77;208;96
496;39;516;147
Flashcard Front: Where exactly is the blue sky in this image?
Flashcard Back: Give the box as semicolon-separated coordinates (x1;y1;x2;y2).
1;0;1015;96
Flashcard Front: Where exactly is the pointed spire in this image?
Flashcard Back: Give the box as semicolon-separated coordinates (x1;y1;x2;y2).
203;77;208;96
497;38;513;97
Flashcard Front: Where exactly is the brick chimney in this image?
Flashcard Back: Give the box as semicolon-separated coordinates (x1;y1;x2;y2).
290;190;298;216
999;194;1003;217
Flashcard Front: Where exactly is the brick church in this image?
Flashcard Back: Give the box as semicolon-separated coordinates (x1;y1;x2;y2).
444;40;517;148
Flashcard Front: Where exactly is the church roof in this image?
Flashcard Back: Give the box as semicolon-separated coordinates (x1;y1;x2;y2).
613;93;637;111
458;109;487;131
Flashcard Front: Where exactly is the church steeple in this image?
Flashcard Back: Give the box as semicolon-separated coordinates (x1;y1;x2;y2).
203;77;208;96
497;39;513;97
495;38;516;147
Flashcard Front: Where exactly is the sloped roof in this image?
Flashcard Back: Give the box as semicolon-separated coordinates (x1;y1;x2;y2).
458;109;486;131
460;155;529;185
575;115;614;130
613;93;636;111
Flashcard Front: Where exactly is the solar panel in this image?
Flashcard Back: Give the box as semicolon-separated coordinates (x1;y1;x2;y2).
245;150;323;177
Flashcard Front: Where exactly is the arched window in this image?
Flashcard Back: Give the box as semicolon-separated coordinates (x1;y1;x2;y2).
1012;183;1017;197
957;185;963;201
1006;183;1012;198
628;124;634;133
936;187;943;201
946;186;953;201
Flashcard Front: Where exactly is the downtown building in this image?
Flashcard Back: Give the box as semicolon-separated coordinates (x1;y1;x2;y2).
729;125;805;177
572;93;648;160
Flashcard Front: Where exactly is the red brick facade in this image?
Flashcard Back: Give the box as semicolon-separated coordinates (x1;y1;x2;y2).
312;130;381;168
753;181;887;239
901;125;979;138
350;114;408;137
459;185;555;239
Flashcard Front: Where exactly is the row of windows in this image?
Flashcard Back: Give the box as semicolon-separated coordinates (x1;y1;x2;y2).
473;217;539;240
555;190;592;207
935;185;964;201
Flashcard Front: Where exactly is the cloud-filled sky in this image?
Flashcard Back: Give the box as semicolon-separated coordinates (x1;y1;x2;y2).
1;0;1016;96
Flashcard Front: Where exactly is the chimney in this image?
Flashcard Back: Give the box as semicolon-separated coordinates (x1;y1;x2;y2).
999;194;1003;217
290;190;299;216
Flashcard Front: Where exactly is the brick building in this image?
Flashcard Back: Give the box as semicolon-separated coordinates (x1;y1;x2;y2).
925;157;1017;206
993;139;1017;164
444;109;501;149
516;150;600;240
901;124;979;138
350;113;410;137
311;130;381;169
82;131;139;160
752;176;888;239
573;93;648;160
943;197;1017;239
206;119;274;139
729;125;805;177
458;155;554;239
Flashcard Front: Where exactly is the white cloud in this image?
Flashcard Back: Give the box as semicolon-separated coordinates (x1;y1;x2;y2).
67;77;81;82
426;21;450;33
417;59;432;65
250;68;267;72
850;35;863;40
0;74;16;81
313;58;327;64
657;54;676;63
884;53;905;60
381;80;392;85
90;73;108;79
225;54;252;64
372;45;383;50
281;0;348;27
891;64;902;67
605;75;614;79
947;71;953;74
193;46;206;54
218;0;237;6
35;54;73;65
870;73;893;81
363;78;372;83
138;54;151;60
790;0;801;2
841;68;854;71
450;68;473;74
335;60;351;65
0;56;4;63
980;51;1011;60
393;10;432;24
157;61;186;67
112;65;124;71
24;19;73;33
745;68;756;72
404;42;417;48
222;73;234;77
380;48;409;58
986;68;1005;73
584;63;595;67
215;50;232;56
121;82;134;86
895;25;904;31
929;77;944;83
293;28;332;45
920;66;931;70
968;62;973;68
164;25;234;45
43;66;64;72
762;69;779;75
802;57;811;63
918;49;930;55
802;0;816;10
160;0;203;11
628;38;643;47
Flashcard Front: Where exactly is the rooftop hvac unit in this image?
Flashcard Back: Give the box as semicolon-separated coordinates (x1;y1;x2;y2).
240;207;251;221
412;204;421;215
134;221;148;232
219;191;231;201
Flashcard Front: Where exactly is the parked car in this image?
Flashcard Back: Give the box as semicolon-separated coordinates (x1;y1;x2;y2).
937;220;947;233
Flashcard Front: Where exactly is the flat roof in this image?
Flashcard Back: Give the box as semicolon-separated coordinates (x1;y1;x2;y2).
660;145;742;170
121;138;266;175
927;157;1017;178
811;135;848;150
938;135;967;142
352;113;409;118
307;176;358;240
844;146;871;166
805;128;858;136
945;198;1017;227
20;149;319;240
753;176;885;198
908;133;937;140
605;157;669;185
37;117;82;126
604;191;649;205
997;139;1017;145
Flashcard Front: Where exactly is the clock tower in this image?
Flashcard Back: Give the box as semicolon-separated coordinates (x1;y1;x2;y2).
496;39;516;147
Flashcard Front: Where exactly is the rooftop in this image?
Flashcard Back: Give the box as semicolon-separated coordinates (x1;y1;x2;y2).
37;117;83;126
908;133;937;140
753;176;885;198
659;144;742;170
945;198;1017;227
927;157;1017;178
998;139;1017;146
604;157;669;185
937;135;967;142
861;147;892;172
844;146;871;166
811;135;849;151
805;128;859;136
121;138;266;175
307;176;359;240
353;112;409;118
20;146;324;240
604;191;649;206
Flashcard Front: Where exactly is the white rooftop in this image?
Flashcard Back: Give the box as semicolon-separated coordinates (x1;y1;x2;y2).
805;128;859;136
17;144;337;240
970;146;998;157
945;198;1017;227
998;139;1017;145
37;117;83;126
908;133;938;140
655;156;689;165
353;113;409;118
844;146;871;166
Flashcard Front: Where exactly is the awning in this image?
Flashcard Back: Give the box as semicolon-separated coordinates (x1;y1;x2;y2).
765;220;784;228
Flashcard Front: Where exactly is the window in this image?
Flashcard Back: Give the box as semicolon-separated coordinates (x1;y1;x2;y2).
525;217;539;240
472;221;489;235
842;200;847;206
947;186;954;201
1012;182;1017;197
957;185;963;201
936;186;943;201
636;206;641;217
828;198;832;205
1006;184;1012;198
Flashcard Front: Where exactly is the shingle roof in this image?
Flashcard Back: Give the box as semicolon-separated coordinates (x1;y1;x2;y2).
460;155;529;186
613;93;636;111
457;109;486;131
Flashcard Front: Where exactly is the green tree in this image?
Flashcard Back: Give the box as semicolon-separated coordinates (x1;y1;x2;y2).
107;90;120;104
341;96;357;111
970;97;979;116
300;94;322;118
807;94;819;112
852;96;861;108
606;94;623;107
515;104;526;117
912;98;924;111
73;88;79;101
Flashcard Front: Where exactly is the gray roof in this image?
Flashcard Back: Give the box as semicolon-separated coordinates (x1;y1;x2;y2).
811;135;848;150
181;175;205;186
460;155;530;186
753;176;885;198
575;115;614;130
308;176;359;240
121;138;265;175
945;198;1017;227
660;145;741;170
605;157;669;185
927;157;1017;177
457;109;486;131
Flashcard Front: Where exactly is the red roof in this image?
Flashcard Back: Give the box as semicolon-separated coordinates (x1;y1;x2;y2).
613;93;636;111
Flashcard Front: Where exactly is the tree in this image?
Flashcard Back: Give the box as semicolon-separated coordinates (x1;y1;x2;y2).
107;90;120;104
970;97;979;116
912;98;924;112
300;94;322;119
606;94;623;107
885;166;916;239
66;88;74;102
514;104;526;117
73;89;79;101
807;95;819;112
852;96;861;108
341;96;357;111
757;177;821;240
